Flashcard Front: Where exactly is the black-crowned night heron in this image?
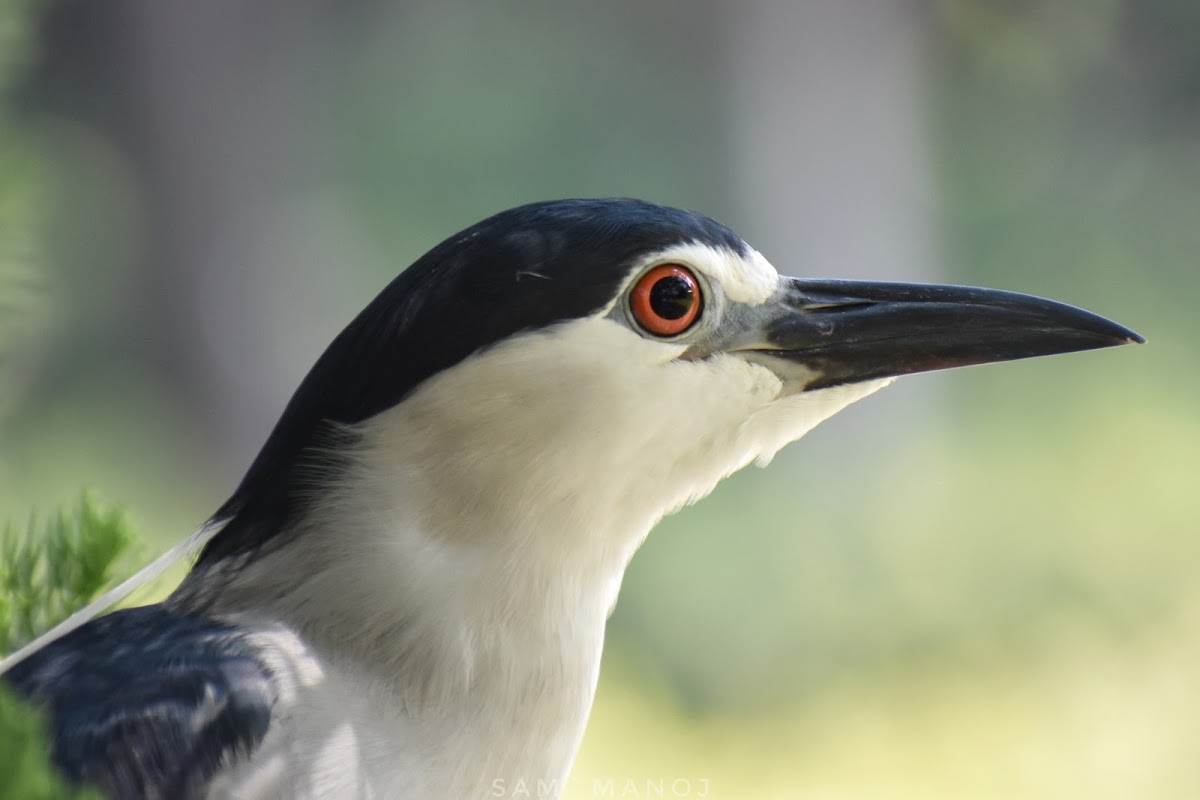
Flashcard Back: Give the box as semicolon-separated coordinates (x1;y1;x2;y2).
2;199;1142;799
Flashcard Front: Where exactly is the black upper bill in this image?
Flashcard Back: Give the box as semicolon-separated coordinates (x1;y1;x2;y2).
757;278;1144;391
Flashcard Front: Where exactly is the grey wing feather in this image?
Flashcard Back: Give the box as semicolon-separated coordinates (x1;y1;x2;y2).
4;604;276;800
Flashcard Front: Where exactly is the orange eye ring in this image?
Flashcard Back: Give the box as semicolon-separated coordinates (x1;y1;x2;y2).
630;264;702;337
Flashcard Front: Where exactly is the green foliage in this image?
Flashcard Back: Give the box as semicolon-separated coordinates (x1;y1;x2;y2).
0;495;139;800
0;495;137;654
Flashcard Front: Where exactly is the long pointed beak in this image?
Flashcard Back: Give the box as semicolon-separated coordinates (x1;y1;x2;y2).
745;278;1144;390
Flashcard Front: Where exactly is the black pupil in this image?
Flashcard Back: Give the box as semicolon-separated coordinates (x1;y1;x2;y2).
649;275;694;320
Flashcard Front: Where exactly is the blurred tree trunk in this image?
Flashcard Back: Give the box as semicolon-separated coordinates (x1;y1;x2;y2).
25;0;365;483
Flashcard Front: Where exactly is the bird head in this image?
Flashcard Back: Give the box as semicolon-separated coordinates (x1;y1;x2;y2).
190;199;1140;602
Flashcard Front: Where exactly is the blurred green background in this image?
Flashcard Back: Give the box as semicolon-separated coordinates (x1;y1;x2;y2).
0;1;1196;798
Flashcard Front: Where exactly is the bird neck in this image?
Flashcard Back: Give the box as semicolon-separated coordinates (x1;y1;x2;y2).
181;454;645;705
175;469;628;796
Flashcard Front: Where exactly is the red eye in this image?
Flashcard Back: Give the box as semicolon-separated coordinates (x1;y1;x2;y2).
630;264;702;336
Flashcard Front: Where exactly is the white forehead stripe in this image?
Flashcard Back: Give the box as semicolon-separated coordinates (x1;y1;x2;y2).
639;242;779;306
